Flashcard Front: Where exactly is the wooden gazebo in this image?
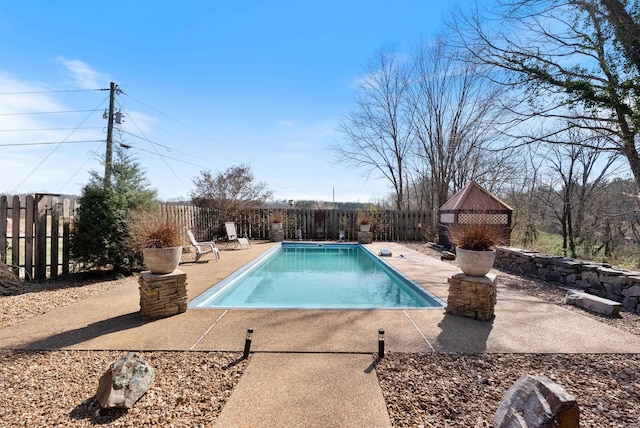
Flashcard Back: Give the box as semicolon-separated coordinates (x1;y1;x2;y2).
438;181;513;249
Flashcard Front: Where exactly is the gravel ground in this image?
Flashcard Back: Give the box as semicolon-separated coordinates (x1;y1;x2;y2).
0;350;248;427
377;353;640;427
0;273;134;329
1;246;640;427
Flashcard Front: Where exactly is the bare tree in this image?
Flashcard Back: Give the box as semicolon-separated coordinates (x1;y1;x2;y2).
190;164;273;220
502;145;543;247
454;0;640;188
533;126;618;257
408;38;515;212
333;45;413;210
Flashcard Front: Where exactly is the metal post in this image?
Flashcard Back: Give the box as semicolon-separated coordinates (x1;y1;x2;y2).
378;328;385;359
242;328;254;359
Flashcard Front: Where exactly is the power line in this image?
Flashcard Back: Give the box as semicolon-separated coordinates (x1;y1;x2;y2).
0;127;103;132
0;109;101;116
120;112;239;166
11;94;109;192
115;100;233;173
117;128;173;151
59;143;106;193
0;88;107;95
131;145;212;170
0;140;103;147
122;91;280;175
116;103;190;190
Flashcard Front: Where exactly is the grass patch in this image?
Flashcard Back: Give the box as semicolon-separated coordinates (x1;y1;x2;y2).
511;229;640;269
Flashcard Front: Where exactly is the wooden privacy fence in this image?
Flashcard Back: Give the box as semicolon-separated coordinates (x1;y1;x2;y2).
0;194;77;282
1;196;432;281
162;205;433;244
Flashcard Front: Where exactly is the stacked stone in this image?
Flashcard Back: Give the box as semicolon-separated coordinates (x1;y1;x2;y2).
138;270;187;320
357;231;373;244
269;230;284;242
495;247;640;314
446;273;497;321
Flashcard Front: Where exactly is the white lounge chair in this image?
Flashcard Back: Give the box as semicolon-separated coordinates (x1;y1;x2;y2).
187;230;219;261
225;222;251;249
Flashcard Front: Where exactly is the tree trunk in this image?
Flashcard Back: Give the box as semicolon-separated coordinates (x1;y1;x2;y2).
597;0;640;75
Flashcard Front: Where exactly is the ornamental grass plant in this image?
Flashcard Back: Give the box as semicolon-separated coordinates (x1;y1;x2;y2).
132;213;182;250
357;211;372;225
271;211;284;223
448;222;503;251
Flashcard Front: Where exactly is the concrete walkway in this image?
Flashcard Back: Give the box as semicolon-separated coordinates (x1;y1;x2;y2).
1;241;639;427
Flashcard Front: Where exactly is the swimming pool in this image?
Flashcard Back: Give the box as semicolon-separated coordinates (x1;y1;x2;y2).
189;243;445;309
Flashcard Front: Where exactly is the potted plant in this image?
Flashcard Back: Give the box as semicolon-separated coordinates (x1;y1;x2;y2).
133;212;183;274
271;211;284;231
448;222;502;276
357;211;372;232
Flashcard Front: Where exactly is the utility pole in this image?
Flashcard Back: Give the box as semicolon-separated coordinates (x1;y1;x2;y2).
104;82;121;186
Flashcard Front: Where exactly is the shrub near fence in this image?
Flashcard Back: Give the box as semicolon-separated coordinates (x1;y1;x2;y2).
1;197;433;281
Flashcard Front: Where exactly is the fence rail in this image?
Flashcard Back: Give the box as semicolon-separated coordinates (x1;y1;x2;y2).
1;196;432;281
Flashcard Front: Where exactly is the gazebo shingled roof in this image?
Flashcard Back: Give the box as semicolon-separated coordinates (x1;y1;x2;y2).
440;181;513;212
438;180;513;248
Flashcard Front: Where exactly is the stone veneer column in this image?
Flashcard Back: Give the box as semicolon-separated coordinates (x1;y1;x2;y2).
269;230;284;242
446;272;497;321
138;269;187;320
357;231;373;244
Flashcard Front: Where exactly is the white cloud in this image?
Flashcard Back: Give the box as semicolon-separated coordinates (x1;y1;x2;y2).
0;72;62;113
57;57;110;89
0;72;107;195
277;120;295;128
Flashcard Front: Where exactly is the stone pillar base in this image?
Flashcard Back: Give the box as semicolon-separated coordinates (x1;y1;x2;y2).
446;272;497;321
139;269;187;320
357;231;373;244
269;230;285;242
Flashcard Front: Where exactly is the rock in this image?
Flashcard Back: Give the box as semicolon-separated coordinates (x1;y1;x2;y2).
96;352;155;409
623;284;640;297
441;251;456;261
565;290;622;316
494;374;579;428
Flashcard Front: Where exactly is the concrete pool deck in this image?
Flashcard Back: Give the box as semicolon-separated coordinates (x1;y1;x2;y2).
1;241;639;426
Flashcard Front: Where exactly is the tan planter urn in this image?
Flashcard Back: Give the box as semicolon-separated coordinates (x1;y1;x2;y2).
142;246;182;274
359;224;371;232
456;248;496;277
272;222;283;231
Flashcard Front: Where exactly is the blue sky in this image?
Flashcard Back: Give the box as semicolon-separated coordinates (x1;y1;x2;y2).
0;1;473;202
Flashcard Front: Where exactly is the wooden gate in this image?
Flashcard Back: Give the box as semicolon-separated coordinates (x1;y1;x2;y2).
0;194;77;281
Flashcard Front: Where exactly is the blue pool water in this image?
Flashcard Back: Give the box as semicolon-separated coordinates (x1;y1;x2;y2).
189;243;444;309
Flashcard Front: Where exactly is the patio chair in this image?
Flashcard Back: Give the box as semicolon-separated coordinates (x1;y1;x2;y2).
187;230;219;262
224;222;251;249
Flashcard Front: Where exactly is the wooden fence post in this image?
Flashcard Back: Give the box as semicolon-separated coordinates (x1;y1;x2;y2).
35;195;48;281
0;196;7;264
11;196;21;276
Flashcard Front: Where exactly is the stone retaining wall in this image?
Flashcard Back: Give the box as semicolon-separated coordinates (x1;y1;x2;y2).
495;247;640;314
